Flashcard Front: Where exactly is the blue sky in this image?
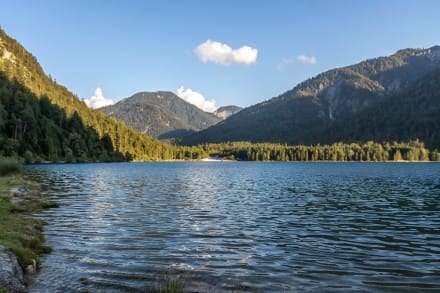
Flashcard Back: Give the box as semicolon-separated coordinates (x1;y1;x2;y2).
1;0;439;110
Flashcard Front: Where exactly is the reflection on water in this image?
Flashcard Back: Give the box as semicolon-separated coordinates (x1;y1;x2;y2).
25;162;440;292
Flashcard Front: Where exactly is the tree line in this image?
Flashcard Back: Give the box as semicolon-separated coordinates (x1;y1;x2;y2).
0;73;207;162
201;141;440;162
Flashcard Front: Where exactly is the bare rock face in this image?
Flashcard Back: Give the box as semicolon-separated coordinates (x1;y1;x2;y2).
427;46;440;62
0;245;26;293
214;105;242;120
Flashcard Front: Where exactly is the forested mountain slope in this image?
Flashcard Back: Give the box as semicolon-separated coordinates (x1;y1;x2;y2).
0;28;203;161
320;68;440;149
182;46;440;146
100;92;220;139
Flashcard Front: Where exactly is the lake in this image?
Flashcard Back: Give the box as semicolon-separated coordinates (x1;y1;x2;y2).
25;162;440;292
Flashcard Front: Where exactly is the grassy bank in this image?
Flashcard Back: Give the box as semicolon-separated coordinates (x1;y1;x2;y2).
0;158;55;271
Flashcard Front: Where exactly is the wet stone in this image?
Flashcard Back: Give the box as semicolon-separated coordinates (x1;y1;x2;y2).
0;245;26;293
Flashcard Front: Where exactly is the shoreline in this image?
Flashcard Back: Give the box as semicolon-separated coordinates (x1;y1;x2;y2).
27;157;439;164
0;174;56;292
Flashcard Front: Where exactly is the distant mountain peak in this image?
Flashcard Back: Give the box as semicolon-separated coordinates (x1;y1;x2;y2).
100;91;221;139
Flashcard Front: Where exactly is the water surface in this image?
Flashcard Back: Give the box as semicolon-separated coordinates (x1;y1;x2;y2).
25;162;440;292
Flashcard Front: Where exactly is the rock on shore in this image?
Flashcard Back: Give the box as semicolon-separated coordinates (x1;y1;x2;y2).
0;245;26;292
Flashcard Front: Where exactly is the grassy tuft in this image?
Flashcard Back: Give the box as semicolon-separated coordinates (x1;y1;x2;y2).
0;174;53;269
151;271;190;293
0;197;50;267
0;157;22;176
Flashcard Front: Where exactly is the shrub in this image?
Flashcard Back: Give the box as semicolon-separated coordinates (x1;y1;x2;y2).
23;151;35;164
0;157;22;176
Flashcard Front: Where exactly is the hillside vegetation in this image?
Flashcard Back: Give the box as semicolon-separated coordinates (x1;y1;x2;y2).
1;28;439;161
100;91;220;140
0;29;205;161
201;141;439;162
182;46;440;149
320;68;440;148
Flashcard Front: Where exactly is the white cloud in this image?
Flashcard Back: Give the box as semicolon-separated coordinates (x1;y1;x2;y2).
276;57;294;72
195;40;258;65
176;86;217;113
297;55;318;65
83;88;114;109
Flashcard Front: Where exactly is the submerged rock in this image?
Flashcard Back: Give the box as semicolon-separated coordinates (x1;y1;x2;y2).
0;245;26;292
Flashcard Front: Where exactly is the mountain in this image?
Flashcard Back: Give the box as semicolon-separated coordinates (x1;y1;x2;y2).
181;46;440;147
320;68;440;149
214;105;242;120
100;92;221;139
0;28;204;161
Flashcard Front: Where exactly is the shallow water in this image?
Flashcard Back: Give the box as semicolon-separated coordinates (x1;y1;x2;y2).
25;162;440;292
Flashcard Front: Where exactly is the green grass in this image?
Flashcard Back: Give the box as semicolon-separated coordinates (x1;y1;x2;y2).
151;271;190;293
0;174;53;268
0;175;23;194
155;278;185;293
0;157;22;176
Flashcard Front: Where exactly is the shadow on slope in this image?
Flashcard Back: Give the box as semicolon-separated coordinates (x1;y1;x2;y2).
0;72;127;162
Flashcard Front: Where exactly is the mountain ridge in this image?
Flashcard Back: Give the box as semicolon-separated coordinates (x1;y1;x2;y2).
181;46;440;147
0;28;205;161
320;67;440;149
100;91;221;139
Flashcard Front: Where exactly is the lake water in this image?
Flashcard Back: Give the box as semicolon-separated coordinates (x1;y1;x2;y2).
25;162;440;292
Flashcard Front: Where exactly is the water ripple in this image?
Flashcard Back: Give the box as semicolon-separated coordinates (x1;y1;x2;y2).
25;162;440;292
